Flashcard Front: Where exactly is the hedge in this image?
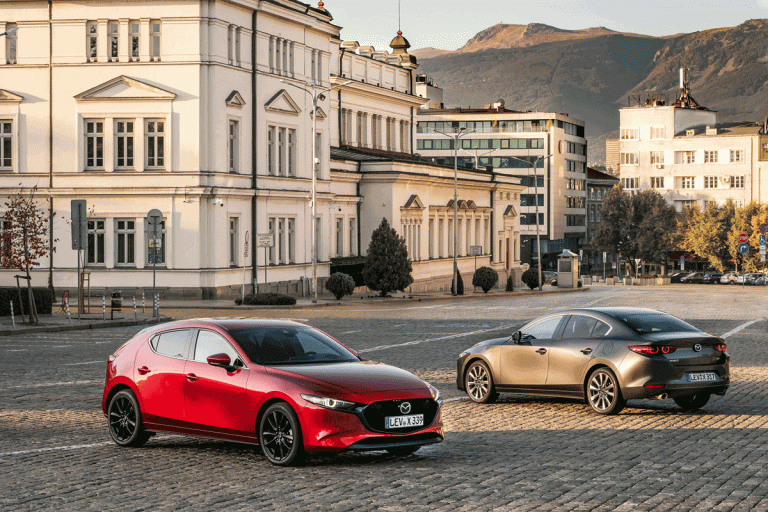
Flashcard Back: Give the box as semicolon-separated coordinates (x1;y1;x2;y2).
235;293;297;306
0;287;53;316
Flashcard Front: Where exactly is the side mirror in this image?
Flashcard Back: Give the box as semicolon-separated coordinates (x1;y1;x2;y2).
207;353;232;367
511;331;522;343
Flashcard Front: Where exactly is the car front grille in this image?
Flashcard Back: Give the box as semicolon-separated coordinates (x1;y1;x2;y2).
360;398;438;434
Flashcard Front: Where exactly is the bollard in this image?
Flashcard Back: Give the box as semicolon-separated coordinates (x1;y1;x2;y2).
133;295;137;321
65;296;71;324
10;300;15;329
102;295;106;320
142;291;145;314
153;292;159;318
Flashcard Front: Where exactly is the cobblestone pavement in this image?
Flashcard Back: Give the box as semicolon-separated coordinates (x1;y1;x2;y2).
2;285;768;510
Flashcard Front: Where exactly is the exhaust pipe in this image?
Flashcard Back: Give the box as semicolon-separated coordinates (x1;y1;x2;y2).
649;393;668;400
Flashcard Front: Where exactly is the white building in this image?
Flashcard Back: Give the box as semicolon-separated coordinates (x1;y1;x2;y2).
415;102;588;269
618;68;768;211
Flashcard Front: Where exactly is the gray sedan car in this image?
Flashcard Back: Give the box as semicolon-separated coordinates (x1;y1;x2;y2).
456;308;729;414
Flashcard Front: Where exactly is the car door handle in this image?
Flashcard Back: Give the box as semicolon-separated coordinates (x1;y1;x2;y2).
580;348;593;355
536;348;547;355
137;366;151;375
186;373;199;382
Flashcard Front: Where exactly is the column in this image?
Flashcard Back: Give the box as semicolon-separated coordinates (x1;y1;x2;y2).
140;18;151;62
119;19;130;62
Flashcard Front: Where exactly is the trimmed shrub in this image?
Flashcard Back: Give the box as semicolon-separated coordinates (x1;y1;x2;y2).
505;275;514;292
235;293;296;306
451;270;464;295
0;287;53;316
363;218;413;297
521;268;540;290
325;272;355;300
472;266;499;293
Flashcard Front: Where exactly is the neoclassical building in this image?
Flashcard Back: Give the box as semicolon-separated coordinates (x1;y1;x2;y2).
0;0;524;298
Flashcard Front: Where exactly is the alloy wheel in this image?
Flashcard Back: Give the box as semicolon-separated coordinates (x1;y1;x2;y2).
467;364;490;401
589;371;616;412
259;404;304;466
109;395;137;442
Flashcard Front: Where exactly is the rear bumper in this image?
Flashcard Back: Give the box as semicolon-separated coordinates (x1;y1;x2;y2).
624;382;729;400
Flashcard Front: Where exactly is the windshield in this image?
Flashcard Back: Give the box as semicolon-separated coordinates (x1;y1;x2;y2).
618;313;699;335
228;326;359;365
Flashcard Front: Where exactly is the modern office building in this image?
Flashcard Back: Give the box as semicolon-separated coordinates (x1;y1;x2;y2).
415;103;588;270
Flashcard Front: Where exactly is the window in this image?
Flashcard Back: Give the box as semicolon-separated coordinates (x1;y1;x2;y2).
151;21;161;60
316;49;321;83
87;22;98;61
349;218;356;255
596;206;602;222
146;220;165;265
562;315;598;339
268;216;295;265
650;151;664;164
288;129;296;176
315;216;322;261
267;126;275;175
84;119;104;170
565;196;584;208
310;50;316;81
278;128;285;174
620;152;638;165
152;330;190;359
193;330;241;365
228;120;239;173
621;177;637;189
589;205;595;222
566;215;585;226
0;120;11;170
566;160;585;173
651;177;664;189
681;176;695;189
620;128;639;140
650;126;665;139
146;119;165;168
5;23;17;64
731;175;745;188
228;25;234;64
235;28;241;66
521;315;564;340
675;151;695;164
704;150;718;163
129;21;140;60
86;219;105;264
704;176;718;189
335;218;343;256
115;120;134;169
109;22;119;61
115;219;135;265
520;194;544;207
730;150;744;163
592;321;611;337
229;217;238;266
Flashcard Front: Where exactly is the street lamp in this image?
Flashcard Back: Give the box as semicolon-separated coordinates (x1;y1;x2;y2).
430;127;476;295
458;147;499;169
508;154;553;291
0;26;18;38
281;78;352;303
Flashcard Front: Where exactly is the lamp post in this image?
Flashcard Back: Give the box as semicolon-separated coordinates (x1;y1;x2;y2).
0;26;18;38
281;78;352;302
508;154;553;291
458;147;499;169
430;127;475;295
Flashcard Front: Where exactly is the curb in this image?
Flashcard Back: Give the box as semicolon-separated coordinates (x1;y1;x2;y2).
0;316;172;337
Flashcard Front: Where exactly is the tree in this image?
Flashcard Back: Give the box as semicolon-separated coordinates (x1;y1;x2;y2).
363;218;413;297
592;185;633;262
1;186;56;324
472;266;498;293
325;272;355;300
729;202;766;272
680;201;736;271
521;267;539;290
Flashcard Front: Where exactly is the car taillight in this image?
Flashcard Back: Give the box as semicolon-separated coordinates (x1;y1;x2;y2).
714;343;727;352
629;345;676;355
108;355;116;363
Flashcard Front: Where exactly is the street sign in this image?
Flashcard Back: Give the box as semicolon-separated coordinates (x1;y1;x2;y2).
244;231;250;258
70;200;87;250
760;234;766;246
738;243;749;255
612;261;617;269
257;233;274;247
148;238;162;248
602;252;607;263
469;245;482;256
739;233;749;244
680;256;685;271
761;224;766;235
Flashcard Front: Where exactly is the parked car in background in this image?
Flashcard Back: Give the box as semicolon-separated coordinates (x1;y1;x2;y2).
701;273;723;284
670;272;690;283
680;272;703;284
720;273;739;285
542;271;558;285
743;273;764;285
753;276;768;286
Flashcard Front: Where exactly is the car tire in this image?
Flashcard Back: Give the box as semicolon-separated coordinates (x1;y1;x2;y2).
586;368;626;415
259;403;305;466
673;393;710;412
465;360;498;404
107;389;151;447
386;446;421;456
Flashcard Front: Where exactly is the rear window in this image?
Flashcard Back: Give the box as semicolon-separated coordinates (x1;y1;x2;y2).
618;314;699;335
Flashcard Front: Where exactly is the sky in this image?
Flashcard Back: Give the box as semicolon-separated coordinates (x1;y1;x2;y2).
330;0;768;51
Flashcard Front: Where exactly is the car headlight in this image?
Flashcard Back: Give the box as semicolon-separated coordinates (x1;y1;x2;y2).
301;394;357;411
427;383;443;406
459;351;469;358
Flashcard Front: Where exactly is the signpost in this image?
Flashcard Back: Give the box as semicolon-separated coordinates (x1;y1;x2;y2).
602;252;607;280
71;200;87;318
242;231;249;303
145;209;163;317
469;245;482;286
739;233;749;244
257;233;274;293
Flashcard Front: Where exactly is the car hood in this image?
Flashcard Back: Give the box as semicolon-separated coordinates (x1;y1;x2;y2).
265;361;429;395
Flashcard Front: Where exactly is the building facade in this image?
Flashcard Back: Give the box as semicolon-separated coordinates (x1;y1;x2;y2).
583;167;619;274
415;104;588;270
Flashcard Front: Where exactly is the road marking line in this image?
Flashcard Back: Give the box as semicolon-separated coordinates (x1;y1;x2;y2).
2;380;101;390
721;320;759;339
359;324;515;353
64;361;104;366
443;396;468;403
582;297;607;307
0;442;114;457
339;329;362;334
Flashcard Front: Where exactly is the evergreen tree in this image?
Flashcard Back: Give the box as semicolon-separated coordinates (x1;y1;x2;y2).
363;218;413;296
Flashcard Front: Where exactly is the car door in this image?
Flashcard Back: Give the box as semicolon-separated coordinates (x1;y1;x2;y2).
133;329;192;428
183;329;253;436
497;314;567;386
546;315;607;393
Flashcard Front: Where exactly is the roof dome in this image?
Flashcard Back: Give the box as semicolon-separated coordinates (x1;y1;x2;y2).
390;30;411;54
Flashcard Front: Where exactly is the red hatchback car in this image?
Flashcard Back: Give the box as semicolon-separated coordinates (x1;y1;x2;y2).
102;319;444;465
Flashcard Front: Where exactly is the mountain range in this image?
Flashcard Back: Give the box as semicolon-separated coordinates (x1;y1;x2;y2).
413;20;768;165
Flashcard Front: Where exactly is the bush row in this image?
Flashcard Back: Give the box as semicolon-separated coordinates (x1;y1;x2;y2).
0;287;54;316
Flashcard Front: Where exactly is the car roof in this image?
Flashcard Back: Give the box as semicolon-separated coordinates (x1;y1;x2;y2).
571;307;669;317
145;318;307;333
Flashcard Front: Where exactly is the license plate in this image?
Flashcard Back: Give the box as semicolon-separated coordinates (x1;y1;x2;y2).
385;414;424;429
687;372;717;382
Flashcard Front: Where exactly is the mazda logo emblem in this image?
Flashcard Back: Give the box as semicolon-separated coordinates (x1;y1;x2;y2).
693;344;702;352
399;402;411;414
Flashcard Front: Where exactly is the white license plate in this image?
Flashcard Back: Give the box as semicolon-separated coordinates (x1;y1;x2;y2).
687;372;717;382
385;414;424;429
